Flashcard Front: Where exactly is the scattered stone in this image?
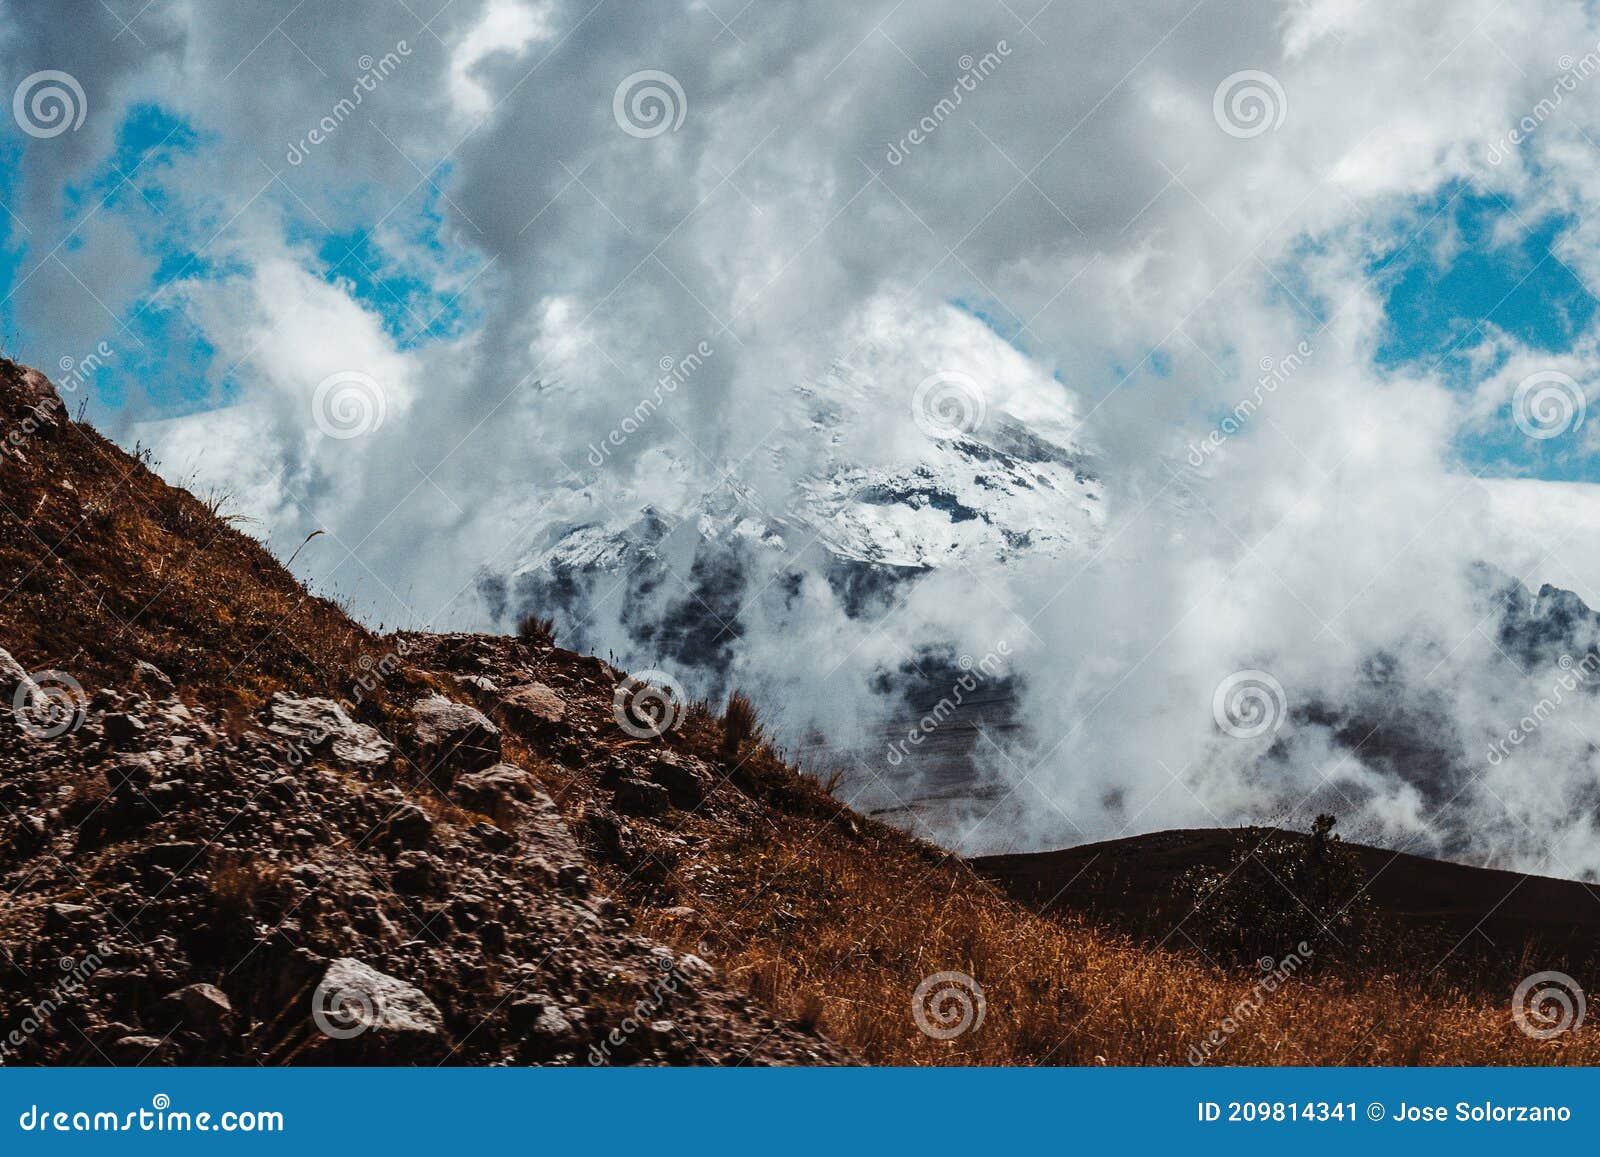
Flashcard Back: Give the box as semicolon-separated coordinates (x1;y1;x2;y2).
130;660;173;691
650;751;712;807
677;954;717;984
391;850;436;894
45;902;96;935
103;713;146;742
0;648;33;699
166;983;233;1033
380;804;432;850
452;763;537;826
599;757;629;789
263;692;393;770
108;1034;175;1066
466;821;516;853
500;682;568;730
611;777;671;818
142;842;202;869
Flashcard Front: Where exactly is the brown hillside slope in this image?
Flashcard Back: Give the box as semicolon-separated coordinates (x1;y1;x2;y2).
1;358;1597;1066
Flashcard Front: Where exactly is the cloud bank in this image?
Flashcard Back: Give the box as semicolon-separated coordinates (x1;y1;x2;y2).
8;0;1600;871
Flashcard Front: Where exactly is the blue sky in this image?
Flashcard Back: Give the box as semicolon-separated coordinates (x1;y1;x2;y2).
0;101;476;418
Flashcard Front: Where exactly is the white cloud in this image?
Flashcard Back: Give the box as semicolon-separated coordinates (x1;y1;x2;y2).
16;0;1600;867
448;0;552;118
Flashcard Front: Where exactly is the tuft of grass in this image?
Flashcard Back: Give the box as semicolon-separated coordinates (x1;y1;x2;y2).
208;853;284;919
516;612;557;646
720;690;762;763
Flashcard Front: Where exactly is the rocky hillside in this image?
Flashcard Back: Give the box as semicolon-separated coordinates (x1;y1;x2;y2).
0;358;845;1065
7;356;1600;1068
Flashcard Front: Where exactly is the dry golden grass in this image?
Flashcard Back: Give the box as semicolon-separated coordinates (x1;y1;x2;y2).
636;799;1600;1066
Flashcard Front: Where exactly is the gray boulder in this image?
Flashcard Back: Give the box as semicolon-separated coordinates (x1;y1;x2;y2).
263;693;393;770
410;694;502;780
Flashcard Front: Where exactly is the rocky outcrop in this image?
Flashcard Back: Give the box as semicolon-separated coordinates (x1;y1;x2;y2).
264;692;393;770
0;647;845;1066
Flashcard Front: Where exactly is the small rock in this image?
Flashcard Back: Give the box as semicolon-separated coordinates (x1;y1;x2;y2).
391;850;436;894
167;983;234;1034
44;902;95;935
12;813;47;855
380;804;432;850
676;954;716;984
650;752;712;807
466;821;516;852
103;713;146;742
109;1034;176;1066
513;998;579;1056
452;763;537;826
599;757;630;789
328;725;394;770
500;682;568;730
0;648;33;698
131;660;173;691
611;777;671;818
556;863;590;894
143;841;202;869
264;692;393;770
